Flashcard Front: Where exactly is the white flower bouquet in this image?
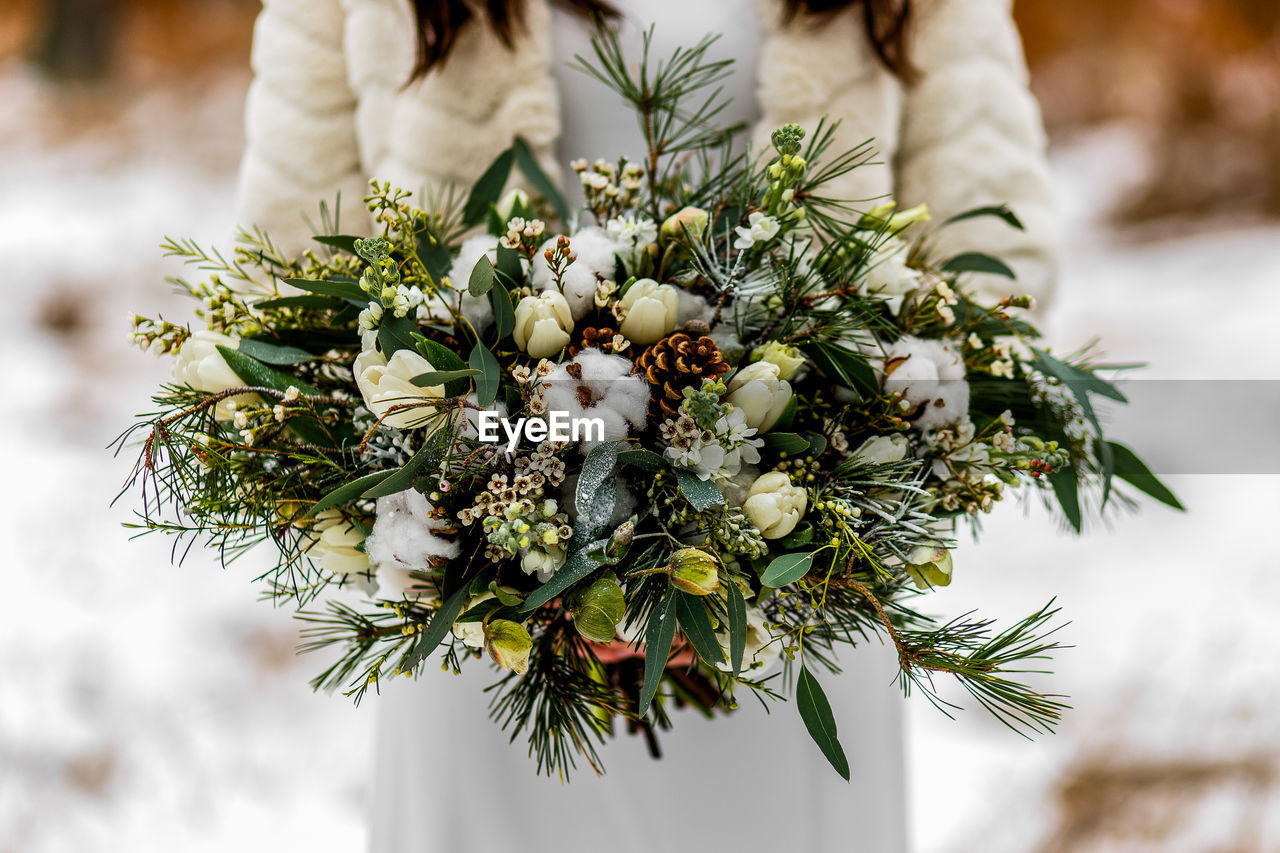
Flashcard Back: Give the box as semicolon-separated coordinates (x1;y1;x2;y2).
118;31;1179;778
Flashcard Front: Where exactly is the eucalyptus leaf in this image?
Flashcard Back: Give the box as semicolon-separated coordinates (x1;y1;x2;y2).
674;469;724;511
362;427;451;500
305;470;395;518
765;432;810;455
411;369;481;387
377;314;420;356
675;593;723;664
726;579;747;677
639;594;677;715
1108;441;1183;510
942;205;1025;232
519;550;601;612
761;552;815;587
1049;467;1083;533
238;338;315;365
215;346;318;396
404;586;470;668
468;256;496;297
283;277;370;306
617;449;668;471
941;252;1016;280
469;342;500;408
797;666;851;781
463;148;515;227
513;136;570;224
312;234;361;254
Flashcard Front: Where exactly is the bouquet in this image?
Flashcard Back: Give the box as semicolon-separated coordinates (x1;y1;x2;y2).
118;31;1180;778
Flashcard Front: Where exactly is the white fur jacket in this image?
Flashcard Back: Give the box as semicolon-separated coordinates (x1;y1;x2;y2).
235;0;1058;308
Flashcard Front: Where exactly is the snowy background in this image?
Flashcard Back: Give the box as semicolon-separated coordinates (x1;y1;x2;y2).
2;4;1279;849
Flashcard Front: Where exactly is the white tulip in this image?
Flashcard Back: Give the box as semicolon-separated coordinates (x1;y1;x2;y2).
303;510;370;576
354;347;445;430
851;433;909;466
171;329;256;419
616;278;678;345
725;361;792;433
742;471;808;539
753;341;806;381
513;291;573;358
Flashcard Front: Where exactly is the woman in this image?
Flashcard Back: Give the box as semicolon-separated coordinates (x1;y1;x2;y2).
236;1;1057;850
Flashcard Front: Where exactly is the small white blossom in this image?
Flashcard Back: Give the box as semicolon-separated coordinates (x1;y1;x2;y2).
734;212;782;250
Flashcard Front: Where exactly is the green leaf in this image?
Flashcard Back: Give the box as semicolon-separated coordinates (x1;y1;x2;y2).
941;252;1017;280
674;469;724;511
803;341;879;397
675;593;723;664
411;369;481;387
215;346;318;396
377;313;420;356
469;342;500;408
761;552;815;587
494;244;525;288
467;256;496;297
488;582;525;607
464;147;515;226
252;294;343;311
780;524;816;549
362;427;451;500
1108;441;1184;510
765;432;810;455
238;338;315;365
513;136;570;224
726;579;747;677
415;227;453;286
488;281;516;341
283;277;370;306
797;666;851;781
414;338;471;397
1049;467;1083;533
1030;348;1127;403
617;449;667;471
520;550;600;612
305;470;395;518
942;205;1025;232
404;586;470;668
575;442;619;540
312;234;361;254
639;594;677;715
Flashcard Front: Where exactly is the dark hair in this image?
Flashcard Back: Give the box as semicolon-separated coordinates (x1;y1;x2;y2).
408;0;914;81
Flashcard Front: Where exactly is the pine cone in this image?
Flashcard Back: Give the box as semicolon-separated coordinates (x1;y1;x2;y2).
567;325;633;359
635;332;730;420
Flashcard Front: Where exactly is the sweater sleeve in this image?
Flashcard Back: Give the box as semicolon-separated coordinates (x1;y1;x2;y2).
234;0;369;257
894;0;1059;313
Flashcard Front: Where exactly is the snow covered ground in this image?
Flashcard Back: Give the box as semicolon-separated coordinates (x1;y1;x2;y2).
0;67;1276;852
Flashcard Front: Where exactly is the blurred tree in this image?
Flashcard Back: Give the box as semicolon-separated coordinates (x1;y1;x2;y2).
32;0;118;80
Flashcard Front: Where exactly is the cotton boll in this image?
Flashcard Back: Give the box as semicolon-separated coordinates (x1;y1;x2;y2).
542;349;649;450
531;227;622;320
676;289;716;327
914;380;971;432
452;235;500;330
365;489;459;599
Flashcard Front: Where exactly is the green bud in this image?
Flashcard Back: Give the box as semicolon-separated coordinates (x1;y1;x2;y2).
669;548;721;596
606;520;635;561
484;619;533;675
660;207;710;242
569;573;626;644
904;546;954;591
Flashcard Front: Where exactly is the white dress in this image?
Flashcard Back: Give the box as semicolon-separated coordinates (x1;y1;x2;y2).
369;4;909;852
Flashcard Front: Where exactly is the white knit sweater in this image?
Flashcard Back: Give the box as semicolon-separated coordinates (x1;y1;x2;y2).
235;0;1059;308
